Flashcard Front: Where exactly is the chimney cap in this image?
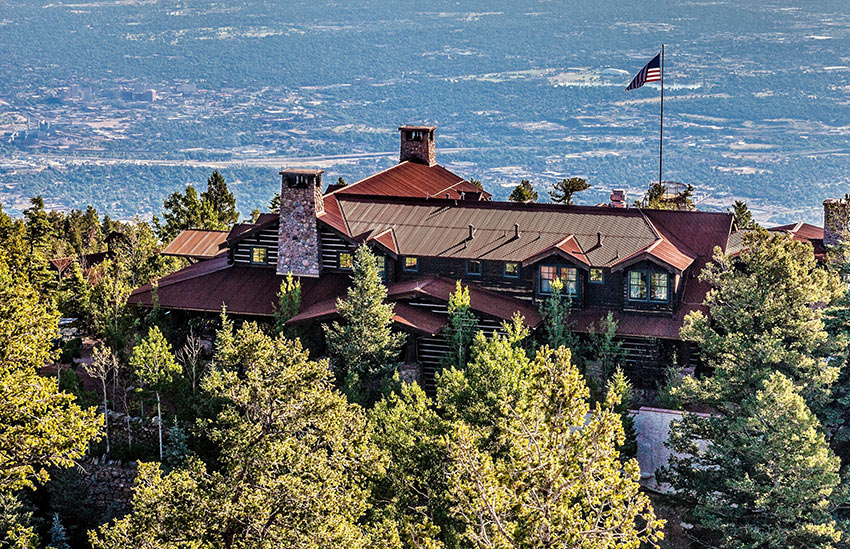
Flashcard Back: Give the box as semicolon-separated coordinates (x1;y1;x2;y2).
279;168;325;176
399;124;436;131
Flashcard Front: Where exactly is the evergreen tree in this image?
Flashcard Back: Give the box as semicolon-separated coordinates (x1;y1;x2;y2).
268;192;281;213
22;196;54;292
539;278;579;354
200;170;238;227
447;347;664;547
589;311;624;382
673;227;843;411
731;199;756;229
91;323;398;548
606;367;637;459
661;372;844;548
508;179;537;203
130;326;181;461
549;176;590;205
49;513;70;549
274;273;301;336
324;246;405;403
468;178;484;191
0;260;101;493
441;281;477;370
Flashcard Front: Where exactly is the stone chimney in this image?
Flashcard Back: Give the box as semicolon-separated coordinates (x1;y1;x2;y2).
399;125;437;166
609;189;627;208
824;197;850;247
276;169;324;277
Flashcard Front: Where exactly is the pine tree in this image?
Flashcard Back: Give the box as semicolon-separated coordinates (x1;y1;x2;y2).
91;322;398;548
674;227;843;410
731;200;755;229
274;273;301;335
539;278;579;354
549;176;590;205
441;281;477;370
324;246;405;403
49;513;70;549
508;179;537;202
661;372;844;548
447;347;664;547
130;326;181;461
200;170;239;226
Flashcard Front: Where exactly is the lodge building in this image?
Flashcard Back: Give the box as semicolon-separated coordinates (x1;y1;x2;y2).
129;125;736;391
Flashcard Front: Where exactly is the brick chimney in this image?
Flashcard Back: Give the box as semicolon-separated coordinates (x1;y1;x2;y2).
276;169;324;277
399;125;437;166
824;197;850;247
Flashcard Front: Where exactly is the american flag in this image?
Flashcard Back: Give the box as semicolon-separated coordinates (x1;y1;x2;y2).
626;53;662;91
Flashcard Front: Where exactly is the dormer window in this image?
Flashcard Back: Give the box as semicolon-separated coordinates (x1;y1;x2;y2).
628;270;669;302
540;265;578;296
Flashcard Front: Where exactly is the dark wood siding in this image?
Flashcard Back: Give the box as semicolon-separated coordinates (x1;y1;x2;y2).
319;227;357;271
233;226;279;266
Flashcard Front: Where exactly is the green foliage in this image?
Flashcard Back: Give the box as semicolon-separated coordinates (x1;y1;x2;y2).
324;246;405;404
200;170;239;227
638;182;696;210
48;513;70;549
589;311;624;381
56;262;91;321
441;281;477;370
549;176;590;205
0;492;38;548
91;323;398;548
468;178;484;191
156;170;239;241
22;196;55;293
508;179;537;203
130;326;181;460
730;199;756;229
660;372;844;548
0;261;102;493
274;273;301;335
606;367;637;459
446;346;664;548
539;277;579;354
673;228;843;411
369;378;458;548
438;314;532;444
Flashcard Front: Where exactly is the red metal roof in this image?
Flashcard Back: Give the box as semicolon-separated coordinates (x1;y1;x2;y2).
128;256;351;317
569;305;709;340
288;298;447;336
330;161;490;200
385;277;543;327
161;229;229;259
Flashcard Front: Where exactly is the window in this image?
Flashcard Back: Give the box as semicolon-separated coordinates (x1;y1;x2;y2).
404;256;418;272
589;268;604;283
466;260;482;276
539;265;578;295
628;271;670;302
409;130;423;141
377;255;387;281
628;271;646;300
251;247;267;264
504;262;520;278
650;272;669;301
338;251;353;270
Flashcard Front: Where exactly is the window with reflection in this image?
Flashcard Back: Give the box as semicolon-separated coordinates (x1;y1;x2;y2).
628;270;669;302
338;251;353;270
540;265;578;295
404;256;418;272
251;247;267;264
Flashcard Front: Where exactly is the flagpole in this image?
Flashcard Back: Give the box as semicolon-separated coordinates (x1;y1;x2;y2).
659;44;664;187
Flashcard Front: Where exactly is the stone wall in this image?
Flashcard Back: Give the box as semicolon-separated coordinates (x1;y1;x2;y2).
399;127;436;166
75;457;138;519
277;171;322;277
824;198;850;246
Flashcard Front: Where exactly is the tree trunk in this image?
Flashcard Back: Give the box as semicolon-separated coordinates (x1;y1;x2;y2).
156;391;163;461
103;383;110;455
